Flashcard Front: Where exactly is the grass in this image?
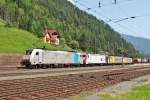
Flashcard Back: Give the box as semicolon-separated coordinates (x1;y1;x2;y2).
0;18;6;26
69;91;93;100
69;83;150;100
0;19;72;53
69;96;86;100
100;83;150;100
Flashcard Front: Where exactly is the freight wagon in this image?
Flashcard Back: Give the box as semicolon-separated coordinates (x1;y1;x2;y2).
83;54;108;65
123;57;133;64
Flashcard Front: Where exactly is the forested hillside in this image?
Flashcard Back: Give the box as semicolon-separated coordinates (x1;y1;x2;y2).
0;0;141;57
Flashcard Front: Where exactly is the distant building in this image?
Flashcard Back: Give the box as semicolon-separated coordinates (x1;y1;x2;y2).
43;29;60;45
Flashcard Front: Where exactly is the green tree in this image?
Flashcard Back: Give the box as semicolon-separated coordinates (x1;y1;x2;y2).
60;38;66;45
69;40;79;50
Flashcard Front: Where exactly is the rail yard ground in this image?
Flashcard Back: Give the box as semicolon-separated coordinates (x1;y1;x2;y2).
69;74;150;100
0;64;149;100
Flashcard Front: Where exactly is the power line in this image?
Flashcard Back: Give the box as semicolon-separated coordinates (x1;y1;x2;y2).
112;5;150;36
75;0;150;22
75;0;137;9
111;5;146;35
74;0;144;36
113;13;150;22
133;13;150;18
75;0;111;21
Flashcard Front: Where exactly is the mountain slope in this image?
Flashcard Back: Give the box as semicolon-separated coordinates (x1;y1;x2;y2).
121;34;150;55
0;19;71;53
0;0;141;57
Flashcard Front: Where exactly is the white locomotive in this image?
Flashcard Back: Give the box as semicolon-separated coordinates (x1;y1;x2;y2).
22;49;84;68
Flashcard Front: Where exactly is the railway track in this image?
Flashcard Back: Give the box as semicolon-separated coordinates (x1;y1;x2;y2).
0;65;149;81
0;66;23;70
0;66;149;100
0;63;149;71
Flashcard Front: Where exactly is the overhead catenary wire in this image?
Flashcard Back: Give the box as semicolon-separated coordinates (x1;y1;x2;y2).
74;0;144;37
75;0;137;10
75;0;150;22
74;0;112;20
114;13;150;22
112;4;150;36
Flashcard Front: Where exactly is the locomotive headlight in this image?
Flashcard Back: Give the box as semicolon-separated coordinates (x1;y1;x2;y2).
21;55;31;65
23;55;30;60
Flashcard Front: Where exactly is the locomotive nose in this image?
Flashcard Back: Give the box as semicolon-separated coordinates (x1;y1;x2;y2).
20;55;30;66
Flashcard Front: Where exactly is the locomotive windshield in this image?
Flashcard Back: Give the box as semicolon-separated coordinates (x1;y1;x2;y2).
26;49;33;55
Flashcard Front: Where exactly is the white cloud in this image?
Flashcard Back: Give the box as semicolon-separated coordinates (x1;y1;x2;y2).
67;0;75;4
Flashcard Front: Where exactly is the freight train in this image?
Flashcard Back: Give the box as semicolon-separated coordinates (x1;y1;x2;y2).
21;49;148;68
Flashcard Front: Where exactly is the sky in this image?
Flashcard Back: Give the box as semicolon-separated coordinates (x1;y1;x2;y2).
67;0;150;39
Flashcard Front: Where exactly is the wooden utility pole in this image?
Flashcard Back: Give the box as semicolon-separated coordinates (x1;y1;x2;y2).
94;37;97;53
16;0;20;7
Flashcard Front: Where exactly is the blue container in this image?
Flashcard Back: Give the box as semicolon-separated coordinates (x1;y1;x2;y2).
74;53;79;64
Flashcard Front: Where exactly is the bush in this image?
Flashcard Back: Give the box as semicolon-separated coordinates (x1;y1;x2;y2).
60;38;66;45
69;40;79;49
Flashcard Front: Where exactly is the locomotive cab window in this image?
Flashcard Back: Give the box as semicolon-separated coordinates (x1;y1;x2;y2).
36;52;39;55
26;49;33;55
